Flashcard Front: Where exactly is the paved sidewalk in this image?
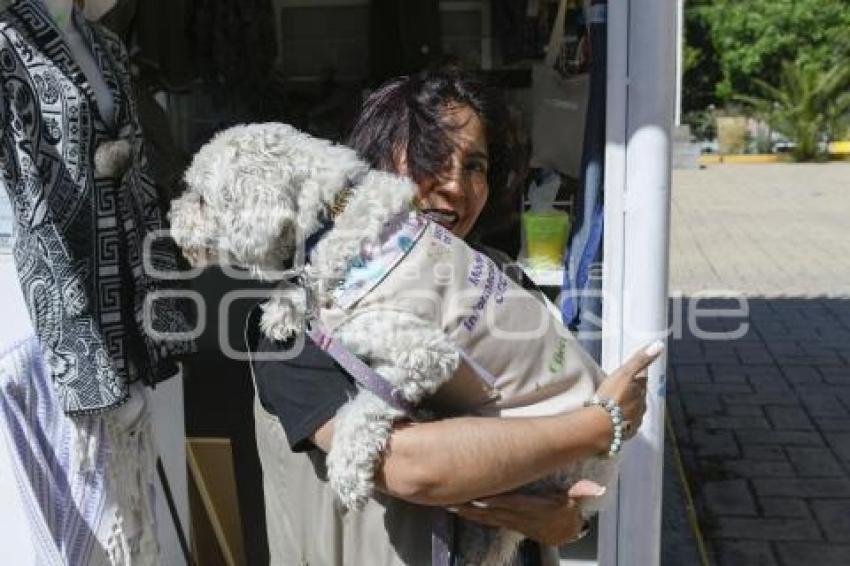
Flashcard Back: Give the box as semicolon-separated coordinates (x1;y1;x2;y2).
670;163;850;297
666;163;850;566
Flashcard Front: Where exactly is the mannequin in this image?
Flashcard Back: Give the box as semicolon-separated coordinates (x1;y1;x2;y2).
0;1;194;564
0;0;194;418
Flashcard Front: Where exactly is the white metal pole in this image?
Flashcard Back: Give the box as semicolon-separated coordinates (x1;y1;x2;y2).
598;0;676;565
675;0;684;126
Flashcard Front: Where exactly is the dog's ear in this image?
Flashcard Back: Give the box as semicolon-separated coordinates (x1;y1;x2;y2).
221;128;301;273
227;169;298;275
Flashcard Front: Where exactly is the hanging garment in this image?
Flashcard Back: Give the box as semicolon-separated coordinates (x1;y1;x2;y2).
99;0;195;93
530;0;589;180
0;0;195;415
0;337;160;566
0;338;111;566
560;0;606;361
0;210;186;566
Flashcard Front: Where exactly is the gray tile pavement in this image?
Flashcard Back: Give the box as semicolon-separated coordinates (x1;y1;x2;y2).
666;163;850;566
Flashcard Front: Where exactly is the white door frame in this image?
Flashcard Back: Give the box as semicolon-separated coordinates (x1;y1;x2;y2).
598;1;676;565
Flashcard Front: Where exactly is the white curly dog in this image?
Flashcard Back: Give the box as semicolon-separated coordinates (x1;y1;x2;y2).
170;122;618;565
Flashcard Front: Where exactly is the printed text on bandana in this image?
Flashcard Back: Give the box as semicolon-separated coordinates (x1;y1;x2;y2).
463;251;509;332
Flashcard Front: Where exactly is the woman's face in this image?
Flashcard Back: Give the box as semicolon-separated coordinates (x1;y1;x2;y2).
402;104;490;239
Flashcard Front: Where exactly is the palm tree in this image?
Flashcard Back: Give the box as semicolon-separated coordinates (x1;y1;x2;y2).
737;60;850;161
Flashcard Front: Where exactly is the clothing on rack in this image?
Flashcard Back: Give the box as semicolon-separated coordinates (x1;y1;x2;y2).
0;0;195;415
99;0;194;93
560;0;606;361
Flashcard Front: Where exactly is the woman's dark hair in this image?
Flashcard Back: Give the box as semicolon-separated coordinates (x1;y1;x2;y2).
347;66;517;209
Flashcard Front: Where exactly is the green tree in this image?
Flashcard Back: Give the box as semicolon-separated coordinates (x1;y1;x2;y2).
690;0;850;103
682;0;722;113
737;61;850;161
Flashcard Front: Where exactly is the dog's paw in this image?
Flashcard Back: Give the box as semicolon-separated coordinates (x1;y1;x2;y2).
327;391;400;510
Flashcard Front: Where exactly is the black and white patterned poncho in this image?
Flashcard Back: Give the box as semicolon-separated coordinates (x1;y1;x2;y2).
0;0;195;415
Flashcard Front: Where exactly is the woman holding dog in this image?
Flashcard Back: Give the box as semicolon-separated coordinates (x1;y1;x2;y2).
249;67;658;565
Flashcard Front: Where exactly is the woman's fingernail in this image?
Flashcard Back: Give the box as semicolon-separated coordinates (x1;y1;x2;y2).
471;500;489;509
594;486;607;497
645;340;664;357
447;507;459;513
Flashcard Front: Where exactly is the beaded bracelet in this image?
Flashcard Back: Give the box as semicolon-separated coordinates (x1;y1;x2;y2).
583;395;625;457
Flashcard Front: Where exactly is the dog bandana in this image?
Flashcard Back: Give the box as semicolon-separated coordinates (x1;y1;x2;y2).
327;214;606;418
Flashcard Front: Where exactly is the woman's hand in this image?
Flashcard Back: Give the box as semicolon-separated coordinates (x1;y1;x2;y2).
448;480;605;546
594;341;664;440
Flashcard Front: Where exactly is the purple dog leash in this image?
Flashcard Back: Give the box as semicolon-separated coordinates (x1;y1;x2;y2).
307;320;418;415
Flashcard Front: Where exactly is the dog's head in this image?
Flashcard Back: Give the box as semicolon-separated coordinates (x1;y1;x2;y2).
169;123;368;279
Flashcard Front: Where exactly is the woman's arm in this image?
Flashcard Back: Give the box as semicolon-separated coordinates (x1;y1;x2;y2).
313;406;611;506
312;343;658;506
